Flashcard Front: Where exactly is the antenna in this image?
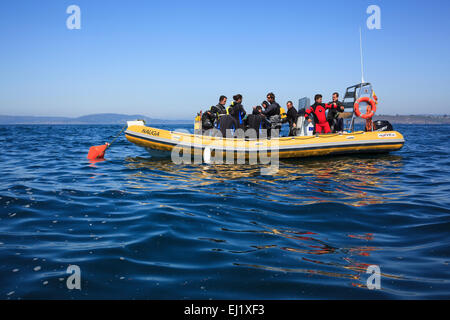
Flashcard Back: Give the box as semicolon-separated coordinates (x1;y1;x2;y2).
359;27;365;84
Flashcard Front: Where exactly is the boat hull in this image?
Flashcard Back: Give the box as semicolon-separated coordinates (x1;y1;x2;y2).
125;125;405;159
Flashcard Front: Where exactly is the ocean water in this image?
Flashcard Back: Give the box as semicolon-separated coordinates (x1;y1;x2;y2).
0;124;449;299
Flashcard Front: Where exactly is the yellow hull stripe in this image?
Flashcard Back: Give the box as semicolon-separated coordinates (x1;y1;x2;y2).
125;133;403;159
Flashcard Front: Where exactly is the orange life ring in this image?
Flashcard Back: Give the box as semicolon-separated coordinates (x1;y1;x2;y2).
354;97;376;119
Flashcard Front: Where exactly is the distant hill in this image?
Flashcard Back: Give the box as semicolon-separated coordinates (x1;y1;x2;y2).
354;114;450;124
0;113;191;125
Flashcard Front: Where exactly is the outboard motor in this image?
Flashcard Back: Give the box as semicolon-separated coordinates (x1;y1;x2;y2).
373;120;393;131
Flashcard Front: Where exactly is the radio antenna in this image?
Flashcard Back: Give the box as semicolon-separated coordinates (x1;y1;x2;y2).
359;27;365;84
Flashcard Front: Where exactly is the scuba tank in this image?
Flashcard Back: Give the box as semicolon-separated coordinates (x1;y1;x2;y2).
194;112;202;135
306;122;314;136
279;107;287;120
296;117;305;136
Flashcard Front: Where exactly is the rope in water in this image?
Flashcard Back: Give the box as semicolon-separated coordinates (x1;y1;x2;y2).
107;125;128;148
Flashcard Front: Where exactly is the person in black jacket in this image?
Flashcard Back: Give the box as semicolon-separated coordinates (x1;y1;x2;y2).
210;95;227;127
285;101;299;136
327;92;345;132
261;92;281;117
257;92;282;137
245;106;270;138
217;114;237;138
227;94;246;129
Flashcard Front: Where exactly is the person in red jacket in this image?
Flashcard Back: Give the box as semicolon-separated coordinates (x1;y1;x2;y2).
305;94;339;134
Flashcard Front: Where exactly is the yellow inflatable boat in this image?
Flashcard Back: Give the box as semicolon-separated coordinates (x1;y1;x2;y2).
124;83;404;161
124;121;404;160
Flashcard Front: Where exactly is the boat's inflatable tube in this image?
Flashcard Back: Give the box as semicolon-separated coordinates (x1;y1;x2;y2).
124;124;405;160
354;97;377;119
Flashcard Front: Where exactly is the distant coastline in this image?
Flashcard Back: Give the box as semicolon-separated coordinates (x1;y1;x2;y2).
354;114;450;125
0;113;191;125
0;113;449;125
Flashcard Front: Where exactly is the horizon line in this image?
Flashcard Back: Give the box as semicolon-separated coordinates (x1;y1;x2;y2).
1;112;449;119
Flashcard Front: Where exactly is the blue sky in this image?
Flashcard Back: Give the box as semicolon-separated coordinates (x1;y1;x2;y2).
0;0;449;119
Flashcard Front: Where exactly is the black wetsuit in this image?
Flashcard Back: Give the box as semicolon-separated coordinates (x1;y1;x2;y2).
228;102;246;129
261;101;282;137
217;114;237;138
286;107;299;136
262;101;281;117
327;100;344;132
246;114;270;138
327;101;344;120
210;103;227;126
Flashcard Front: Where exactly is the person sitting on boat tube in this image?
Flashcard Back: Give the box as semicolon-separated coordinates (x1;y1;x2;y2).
217;112;238;138
227;94;247;129
260;92;281;118
245;106;270;138
258;92;282;136
210;95;227;127
327;92;345;133
305;94;340;134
